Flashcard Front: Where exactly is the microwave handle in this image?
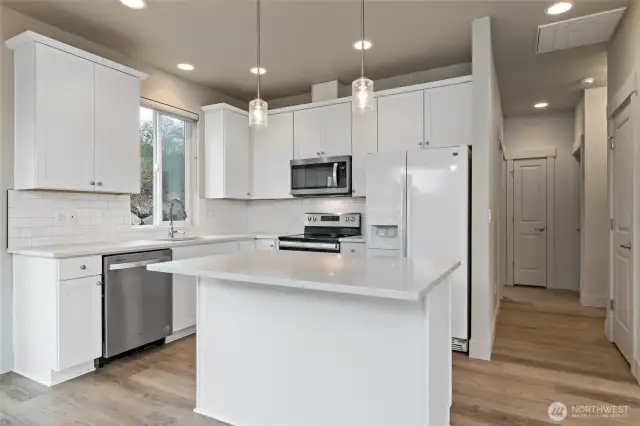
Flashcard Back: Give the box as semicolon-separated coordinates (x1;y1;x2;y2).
332;163;338;188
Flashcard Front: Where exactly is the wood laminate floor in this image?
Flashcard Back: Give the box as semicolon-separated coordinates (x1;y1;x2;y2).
1;286;638;425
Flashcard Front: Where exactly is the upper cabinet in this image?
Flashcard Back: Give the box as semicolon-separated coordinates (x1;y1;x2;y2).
204;105;252;199
377;90;424;153
294;103;351;159
7;31;147;193
426;82;473;148
252;112;294;199
351;99;378;196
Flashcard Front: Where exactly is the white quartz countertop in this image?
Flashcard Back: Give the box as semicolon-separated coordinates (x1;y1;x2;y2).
147;250;460;301
339;235;366;243
7;234;280;259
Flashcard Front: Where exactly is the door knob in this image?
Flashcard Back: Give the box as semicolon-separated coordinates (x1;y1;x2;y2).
621;243;632;250
534;227;546;232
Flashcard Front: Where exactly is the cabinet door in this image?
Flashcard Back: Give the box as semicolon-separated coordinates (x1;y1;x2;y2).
427;83;472;148
321;103;352;157
35;44;95;191
256;239;277;250
351;99;377;196
253;113;293;199
224;110;251;198
294;108;323;159
340;243;365;256
377;90;424;153
94;66;141;193
57;276;102;371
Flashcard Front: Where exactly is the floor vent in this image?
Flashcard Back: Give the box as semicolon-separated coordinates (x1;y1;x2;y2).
452;338;468;353
536;8;626;54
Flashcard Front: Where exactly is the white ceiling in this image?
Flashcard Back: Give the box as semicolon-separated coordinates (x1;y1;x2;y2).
5;0;628;116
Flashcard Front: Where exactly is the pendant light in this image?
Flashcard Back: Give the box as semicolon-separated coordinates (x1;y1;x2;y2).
249;0;268;127
352;0;374;113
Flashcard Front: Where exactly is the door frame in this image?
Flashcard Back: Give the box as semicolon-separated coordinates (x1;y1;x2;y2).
606;72;638;380
505;148;556;288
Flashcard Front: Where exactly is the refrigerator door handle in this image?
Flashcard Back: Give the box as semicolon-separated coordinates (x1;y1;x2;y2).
401;154;408;258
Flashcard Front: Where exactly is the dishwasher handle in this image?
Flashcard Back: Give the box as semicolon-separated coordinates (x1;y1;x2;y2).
108;257;173;271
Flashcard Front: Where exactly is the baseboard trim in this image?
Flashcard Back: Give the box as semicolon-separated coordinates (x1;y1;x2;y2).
14;360;95;387
469;299;501;361
166;326;196;344
634;360;640;385
580;293;608;308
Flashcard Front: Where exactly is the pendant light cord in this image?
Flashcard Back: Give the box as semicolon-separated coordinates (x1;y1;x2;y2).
257;0;261;99
360;0;365;78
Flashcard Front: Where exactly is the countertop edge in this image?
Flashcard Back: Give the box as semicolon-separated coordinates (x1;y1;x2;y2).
147;259;461;302
8;234;280;259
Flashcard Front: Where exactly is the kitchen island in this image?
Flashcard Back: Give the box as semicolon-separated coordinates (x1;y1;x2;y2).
148;251;460;426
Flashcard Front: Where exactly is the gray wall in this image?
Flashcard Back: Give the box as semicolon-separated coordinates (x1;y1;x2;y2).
504;111;580;292
0;6;246;373
470;16;503;361
268;62;472;109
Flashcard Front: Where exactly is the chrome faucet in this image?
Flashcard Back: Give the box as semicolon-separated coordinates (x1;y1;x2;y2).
168;199;185;239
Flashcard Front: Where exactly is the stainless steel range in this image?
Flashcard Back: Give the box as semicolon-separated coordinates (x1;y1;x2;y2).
278;213;362;253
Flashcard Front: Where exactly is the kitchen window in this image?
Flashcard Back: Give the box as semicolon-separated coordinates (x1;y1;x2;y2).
131;106;195;226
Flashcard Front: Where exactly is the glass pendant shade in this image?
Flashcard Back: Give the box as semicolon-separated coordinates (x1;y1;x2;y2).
352;77;374;112
249;98;268;128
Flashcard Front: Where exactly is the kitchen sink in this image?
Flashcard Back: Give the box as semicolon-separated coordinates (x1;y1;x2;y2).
156;236;206;242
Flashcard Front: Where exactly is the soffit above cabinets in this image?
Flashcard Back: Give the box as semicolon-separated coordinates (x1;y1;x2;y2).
536;7;626;54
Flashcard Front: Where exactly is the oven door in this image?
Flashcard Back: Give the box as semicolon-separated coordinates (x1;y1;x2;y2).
278;240;340;253
290;156;352;196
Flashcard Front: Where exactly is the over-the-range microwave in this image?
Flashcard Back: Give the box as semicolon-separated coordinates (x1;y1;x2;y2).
290;155;352;197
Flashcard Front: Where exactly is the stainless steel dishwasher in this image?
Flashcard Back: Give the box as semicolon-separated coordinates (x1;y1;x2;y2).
102;249;173;359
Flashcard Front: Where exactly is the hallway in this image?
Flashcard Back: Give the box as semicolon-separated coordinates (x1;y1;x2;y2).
452;286;640;425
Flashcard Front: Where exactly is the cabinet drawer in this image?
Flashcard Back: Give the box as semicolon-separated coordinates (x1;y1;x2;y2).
58;256;102;281
256;239;277;250
340;243;365;256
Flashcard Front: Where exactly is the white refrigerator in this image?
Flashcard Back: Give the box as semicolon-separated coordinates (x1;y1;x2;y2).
365;146;470;352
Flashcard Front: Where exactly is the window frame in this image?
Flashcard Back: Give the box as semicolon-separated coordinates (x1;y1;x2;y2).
132;105;196;228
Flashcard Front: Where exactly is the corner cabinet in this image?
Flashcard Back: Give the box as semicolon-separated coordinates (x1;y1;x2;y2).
7;31;147;194
204;104;252;199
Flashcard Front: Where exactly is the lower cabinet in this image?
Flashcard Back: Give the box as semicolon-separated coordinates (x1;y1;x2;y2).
13;254;102;387
256;238;278;250
340;242;365;256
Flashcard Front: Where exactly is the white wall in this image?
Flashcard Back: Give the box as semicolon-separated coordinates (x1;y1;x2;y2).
607;0;640;376
580;87;609;307
0;6;247;373
470;16;503;361
503;111;580;292
268;63;472;109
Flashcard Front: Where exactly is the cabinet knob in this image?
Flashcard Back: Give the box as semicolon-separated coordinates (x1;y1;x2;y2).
418;142;423;147
351;249;356;253
317;152;320;155
97;182;103;186
352;189;356;194
80;264;86;270
89;181;95;186
96;281;103;287
425;141;430;146
270;244;274;248
247;192;251;196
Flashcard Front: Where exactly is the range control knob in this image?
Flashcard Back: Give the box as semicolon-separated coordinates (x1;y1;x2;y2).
345;217;350;222
351;216;356;222
313;217;317;221
307;216;312;221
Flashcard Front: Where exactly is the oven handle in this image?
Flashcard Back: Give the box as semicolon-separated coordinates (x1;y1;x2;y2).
332;162;338;188
278;241;340;251
109;257;173;271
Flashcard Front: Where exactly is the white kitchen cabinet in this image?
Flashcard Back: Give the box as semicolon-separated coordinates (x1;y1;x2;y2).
294;103;351;159
171;241;243;335
351;99;377;196
252;113;294;199
340;242;365;256
94;65;141;193
204;105;252;199
13;254;103;387
377;90;424;153
7;32;147;193
425;82;473;147
57;276;102;371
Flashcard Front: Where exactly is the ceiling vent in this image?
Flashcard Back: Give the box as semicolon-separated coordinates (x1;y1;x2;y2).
536;7;626;54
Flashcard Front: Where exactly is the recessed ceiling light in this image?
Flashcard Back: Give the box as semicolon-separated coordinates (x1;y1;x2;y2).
546;1;573;15
177;63;194;71
534;102;549;109
119;0;146;10
250;67;267;75
581;77;595;85
353;40;372;50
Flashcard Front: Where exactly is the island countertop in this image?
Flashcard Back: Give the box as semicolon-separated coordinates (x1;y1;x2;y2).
147;250;460;301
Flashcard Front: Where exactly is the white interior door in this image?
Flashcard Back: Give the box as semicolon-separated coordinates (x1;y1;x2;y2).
513;158;548;287
612;104;634;365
